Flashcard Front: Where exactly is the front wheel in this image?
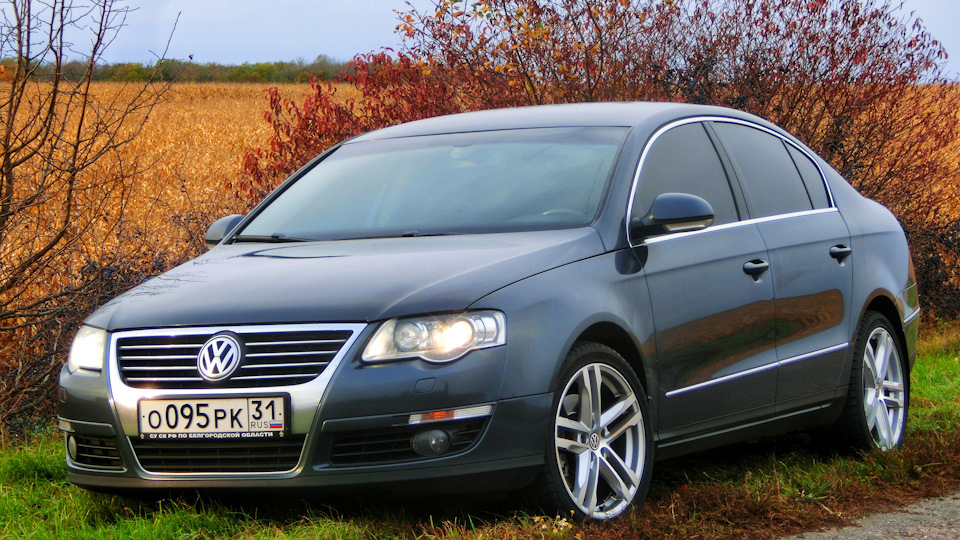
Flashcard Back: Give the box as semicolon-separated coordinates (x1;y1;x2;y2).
531;342;653;520
837;311;909;451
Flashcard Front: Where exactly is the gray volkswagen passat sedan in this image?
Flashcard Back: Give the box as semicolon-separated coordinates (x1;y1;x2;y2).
59;102;919;519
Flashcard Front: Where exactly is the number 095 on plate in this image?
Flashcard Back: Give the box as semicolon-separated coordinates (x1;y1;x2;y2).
139;396;286;440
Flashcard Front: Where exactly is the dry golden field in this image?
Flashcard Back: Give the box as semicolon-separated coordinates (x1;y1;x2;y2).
111;83;322;257
98;82;353;259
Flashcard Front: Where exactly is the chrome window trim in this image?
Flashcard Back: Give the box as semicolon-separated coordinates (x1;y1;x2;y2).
665;343;849;397
642;207;839;245
107;322;366;478
625;116;835;248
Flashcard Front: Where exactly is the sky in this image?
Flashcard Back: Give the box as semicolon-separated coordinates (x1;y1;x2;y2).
92;0;960;78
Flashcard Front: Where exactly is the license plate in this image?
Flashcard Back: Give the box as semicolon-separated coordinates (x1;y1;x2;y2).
139;397;286;440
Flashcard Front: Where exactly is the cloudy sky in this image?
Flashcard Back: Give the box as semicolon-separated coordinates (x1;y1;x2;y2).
96;0;960;77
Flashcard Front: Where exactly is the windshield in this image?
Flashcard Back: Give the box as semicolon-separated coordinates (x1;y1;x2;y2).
237;127;628;241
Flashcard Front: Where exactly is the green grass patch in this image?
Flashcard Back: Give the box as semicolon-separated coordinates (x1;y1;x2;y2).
4;326;960;539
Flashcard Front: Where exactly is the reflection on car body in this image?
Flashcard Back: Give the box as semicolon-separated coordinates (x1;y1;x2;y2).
59;102;919;519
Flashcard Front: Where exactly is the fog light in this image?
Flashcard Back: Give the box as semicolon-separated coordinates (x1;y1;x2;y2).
66;435;78;461
411;429;450;456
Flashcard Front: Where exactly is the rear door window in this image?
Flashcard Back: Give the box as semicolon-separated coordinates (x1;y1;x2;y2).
712;122;814;219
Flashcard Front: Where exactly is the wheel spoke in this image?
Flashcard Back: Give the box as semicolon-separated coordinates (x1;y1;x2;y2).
577;370;596;431
587;365;603;429
556;433;590;454
573;452;599;512
561;393;580;416
600;447;640;498
599;393;638;431
607;409;644;442
557;416;591;435
863;345;878;387
882;380;904;393
864;389;878;430
874;332;892;379
874;400;893;448
880;393;904;411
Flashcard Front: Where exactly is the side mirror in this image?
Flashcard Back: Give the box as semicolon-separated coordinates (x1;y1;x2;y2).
204;214;244;250
630;193;715;240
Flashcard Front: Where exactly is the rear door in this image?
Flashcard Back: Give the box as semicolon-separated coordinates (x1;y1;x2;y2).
711;121;852;410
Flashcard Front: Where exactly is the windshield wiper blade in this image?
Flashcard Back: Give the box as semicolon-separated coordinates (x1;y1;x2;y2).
399;231;465;237
231;233;312;243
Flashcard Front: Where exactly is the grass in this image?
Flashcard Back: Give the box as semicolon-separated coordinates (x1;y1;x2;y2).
3;326;960;539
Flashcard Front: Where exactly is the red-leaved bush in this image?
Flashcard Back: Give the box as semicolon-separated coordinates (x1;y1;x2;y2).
239;0;960;317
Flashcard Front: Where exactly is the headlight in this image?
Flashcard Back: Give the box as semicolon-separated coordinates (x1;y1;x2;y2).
67;326;107;373
362;311;506;363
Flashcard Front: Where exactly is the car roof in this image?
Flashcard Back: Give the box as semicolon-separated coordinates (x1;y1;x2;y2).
347;101;778;142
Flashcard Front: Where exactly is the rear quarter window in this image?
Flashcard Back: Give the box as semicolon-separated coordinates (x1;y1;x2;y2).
786;145;830;209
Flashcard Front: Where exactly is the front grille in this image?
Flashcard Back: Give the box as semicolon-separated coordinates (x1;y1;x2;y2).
117;328;354;389
130;435;306;473
71;435;123;470
330;419;487;466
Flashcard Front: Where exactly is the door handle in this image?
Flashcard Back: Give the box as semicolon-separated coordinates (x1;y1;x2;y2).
830;244;852;263
742;259;770;280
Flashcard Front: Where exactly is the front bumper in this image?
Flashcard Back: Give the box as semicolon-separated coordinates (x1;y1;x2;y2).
58;323;551;493
59;393;548;491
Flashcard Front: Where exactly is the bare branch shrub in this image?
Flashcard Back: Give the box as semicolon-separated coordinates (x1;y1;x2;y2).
0;0;173;437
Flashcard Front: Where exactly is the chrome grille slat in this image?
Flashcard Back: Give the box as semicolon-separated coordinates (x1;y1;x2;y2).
125;376;204;382
240;362;329;369
245;351;335;358
246;339;345;347
121;355;198;361
120;344;204;350
116;326;356;389
121;365;200;371
232;373;318;381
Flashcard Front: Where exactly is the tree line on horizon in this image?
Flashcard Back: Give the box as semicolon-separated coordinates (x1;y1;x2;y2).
0;54;353;83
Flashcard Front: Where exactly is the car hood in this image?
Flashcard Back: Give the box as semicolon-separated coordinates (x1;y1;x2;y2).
86;228;606;331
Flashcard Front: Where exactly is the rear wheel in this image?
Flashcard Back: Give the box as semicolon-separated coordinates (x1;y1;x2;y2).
837;311;908;451
531;342;653;520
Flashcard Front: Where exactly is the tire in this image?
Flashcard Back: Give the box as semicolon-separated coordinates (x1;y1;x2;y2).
530;342;653;520
836;311;909;451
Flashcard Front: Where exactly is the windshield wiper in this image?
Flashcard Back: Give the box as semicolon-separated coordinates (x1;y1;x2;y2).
231;233;312;243
400;231;466;237
338;231;467;240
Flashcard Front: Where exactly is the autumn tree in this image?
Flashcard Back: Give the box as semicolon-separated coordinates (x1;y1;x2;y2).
0;0;173;435
240;0;960;316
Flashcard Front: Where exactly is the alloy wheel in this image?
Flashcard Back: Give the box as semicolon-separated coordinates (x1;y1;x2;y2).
554;362;647;519
861;326;906;450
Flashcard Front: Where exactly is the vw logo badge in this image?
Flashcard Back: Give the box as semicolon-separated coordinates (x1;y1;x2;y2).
589;432;601;451
197;333;243;382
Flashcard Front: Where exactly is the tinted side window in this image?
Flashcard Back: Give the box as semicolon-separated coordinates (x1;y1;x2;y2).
786;145;830;209
633;123;738;225
712;122;813;218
